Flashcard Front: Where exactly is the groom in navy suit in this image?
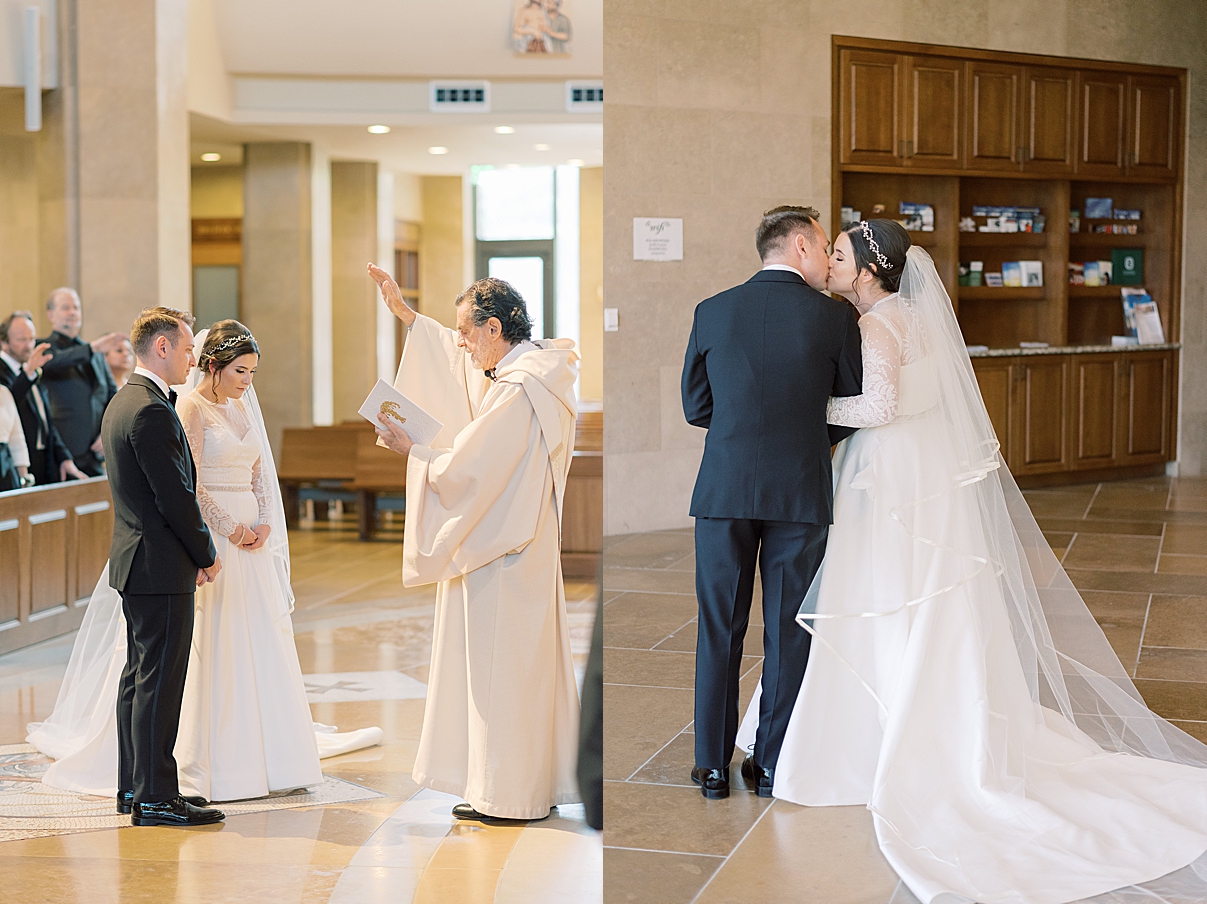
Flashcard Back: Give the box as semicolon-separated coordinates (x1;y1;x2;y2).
682;206;863;799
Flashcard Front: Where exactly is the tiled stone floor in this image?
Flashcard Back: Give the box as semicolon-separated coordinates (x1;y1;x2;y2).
0;518;601;903
602;475;1207;904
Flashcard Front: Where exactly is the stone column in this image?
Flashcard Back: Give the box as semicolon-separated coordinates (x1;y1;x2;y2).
242;142;313;454
330;160;379;423
419;175;464;329
74;0;190;335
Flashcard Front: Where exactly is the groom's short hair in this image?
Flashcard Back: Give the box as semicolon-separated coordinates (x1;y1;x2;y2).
756;206;821;260
131;306;195;358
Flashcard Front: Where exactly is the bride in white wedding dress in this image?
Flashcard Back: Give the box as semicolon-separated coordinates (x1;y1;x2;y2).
28;322;381;802
739;222;1207;904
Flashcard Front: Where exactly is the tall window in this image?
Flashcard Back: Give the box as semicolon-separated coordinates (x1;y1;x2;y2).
473;165;579;348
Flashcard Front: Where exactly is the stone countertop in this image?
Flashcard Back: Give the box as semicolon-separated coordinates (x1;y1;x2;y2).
967;342;1180;358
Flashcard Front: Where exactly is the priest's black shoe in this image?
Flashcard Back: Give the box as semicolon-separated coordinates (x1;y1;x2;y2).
131;796;224;827
118;791;211;815
451;803;544;823
741;754;774;798
691;766;730;800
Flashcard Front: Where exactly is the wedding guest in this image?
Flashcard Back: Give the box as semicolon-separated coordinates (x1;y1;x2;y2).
0;312;87;487
0;383;29;491
38;288;126;476
105;338;135;390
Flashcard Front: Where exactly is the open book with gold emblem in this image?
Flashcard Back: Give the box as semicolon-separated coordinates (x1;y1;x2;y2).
358;379;444;447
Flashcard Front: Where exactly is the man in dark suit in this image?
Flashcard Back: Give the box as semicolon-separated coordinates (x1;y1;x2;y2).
39;288;127;476
102;306;225;827
0;312;88;486
681;206;863;800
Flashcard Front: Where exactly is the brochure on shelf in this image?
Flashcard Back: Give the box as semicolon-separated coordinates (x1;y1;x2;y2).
1084;197;1113;219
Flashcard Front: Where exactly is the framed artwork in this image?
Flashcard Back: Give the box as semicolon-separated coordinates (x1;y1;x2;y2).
513;0;571;57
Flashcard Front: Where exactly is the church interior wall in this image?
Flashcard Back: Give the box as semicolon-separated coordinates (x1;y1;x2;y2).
579;165;604;402
420;175;466;330
190;164;244;219
602;0;1207;536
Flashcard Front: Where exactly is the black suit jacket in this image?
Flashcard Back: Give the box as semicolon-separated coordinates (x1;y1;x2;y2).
39;331;118;460
101;375;216;595
0;356;74;484
682;269;863;524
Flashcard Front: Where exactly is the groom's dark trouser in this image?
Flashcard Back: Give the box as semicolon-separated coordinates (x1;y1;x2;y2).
694;518;828;772
117;592;195;803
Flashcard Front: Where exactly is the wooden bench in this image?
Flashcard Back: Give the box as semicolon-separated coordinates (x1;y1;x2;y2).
0;477;113;654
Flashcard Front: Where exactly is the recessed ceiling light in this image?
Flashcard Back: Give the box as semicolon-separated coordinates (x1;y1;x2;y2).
200;152;221;162
368;124;391;134
494;126;515;134
567;158;585;166
533;143;551;151
428;146;449;155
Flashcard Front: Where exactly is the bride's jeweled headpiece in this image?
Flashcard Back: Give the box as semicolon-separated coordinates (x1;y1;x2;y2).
860;220;893;271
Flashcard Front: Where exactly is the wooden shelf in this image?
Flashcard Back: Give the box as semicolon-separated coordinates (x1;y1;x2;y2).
905;231;940;247
958;232;1049;247
1068;285;1129;298
1069;233;1145;246
958;286;1047;301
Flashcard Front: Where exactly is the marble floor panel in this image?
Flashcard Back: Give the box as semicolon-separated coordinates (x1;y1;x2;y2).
603;476;1207;903
0;522;601;903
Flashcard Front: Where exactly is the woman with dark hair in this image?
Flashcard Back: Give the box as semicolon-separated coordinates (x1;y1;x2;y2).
31;320;382;803
736;220;1207;902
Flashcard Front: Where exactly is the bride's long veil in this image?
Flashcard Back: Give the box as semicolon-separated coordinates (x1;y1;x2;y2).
894;248;1206;767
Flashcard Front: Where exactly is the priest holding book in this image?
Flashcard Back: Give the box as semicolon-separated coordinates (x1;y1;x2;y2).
367;263;582;821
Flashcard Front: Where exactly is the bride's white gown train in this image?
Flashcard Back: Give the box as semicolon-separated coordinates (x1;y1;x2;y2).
29;382;381;801
739;251;1207;904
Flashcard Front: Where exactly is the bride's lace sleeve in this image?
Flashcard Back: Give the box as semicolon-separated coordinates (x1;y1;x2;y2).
178;396;241;538
250;456;273;526
827;312;902;428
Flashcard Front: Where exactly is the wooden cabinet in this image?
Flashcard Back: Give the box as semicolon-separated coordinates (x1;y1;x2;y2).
839;48;902;167
1012;357;1070;475
966;61;1021;172
1119;351;1170;463
971;357;1014;453
1072;354;1119;469
1023;67;1076;174
905;56;963;168
1128;74;1179;179
1076;71;1128;177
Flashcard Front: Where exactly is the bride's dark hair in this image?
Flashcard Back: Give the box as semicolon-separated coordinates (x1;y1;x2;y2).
197;320;259;394
842;219;911;294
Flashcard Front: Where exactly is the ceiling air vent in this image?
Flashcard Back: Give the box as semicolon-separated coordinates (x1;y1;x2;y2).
566;81;603;112
429;81;491;113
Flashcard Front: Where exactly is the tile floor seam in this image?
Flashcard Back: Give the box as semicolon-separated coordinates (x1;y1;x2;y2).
649;616;703;651
599;589;698;598
603;845;725;859
625;728;693;782
689;799;777;903
1082;483;1103;519
1059;532;1077;567
603;683;697;690
1155;522;1168;574
1134;594;1154;678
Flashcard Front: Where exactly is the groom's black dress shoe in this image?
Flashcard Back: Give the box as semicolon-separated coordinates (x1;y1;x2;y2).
117;791;210;815
741;754;774;798
131;796;224;827
691;766;730;800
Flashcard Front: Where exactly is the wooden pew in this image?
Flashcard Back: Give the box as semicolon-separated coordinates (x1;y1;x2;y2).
0;477;113;655
277;423;362;530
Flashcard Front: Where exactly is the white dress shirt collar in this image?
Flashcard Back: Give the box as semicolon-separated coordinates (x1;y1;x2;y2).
0;350;23;376
133;366;171;399
761;263;806;279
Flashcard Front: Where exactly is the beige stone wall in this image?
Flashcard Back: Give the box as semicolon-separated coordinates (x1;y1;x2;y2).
190;166;244;218
579;166;604;401
603;0;1207;534
420;175;465;329
330;160;380;423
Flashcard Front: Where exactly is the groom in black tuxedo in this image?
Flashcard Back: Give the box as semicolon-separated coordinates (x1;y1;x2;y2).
682;207;863;799
101;307;225;827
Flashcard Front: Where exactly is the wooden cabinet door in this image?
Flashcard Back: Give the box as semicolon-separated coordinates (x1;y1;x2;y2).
1012;357;1070;475
965;61;1021;172
1076;70;1128;177
971;357;1014;462
839;49;902;167
1072;354;1118;469
1118;351;1170;464
1023;67;1075;174
1128;74;1179;179
903;55;962;168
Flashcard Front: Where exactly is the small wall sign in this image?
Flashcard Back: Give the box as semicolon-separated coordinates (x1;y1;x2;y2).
633;217;683;261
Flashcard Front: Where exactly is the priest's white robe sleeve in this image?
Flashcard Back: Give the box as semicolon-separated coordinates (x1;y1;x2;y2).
391;313;488;448
403;382;548;587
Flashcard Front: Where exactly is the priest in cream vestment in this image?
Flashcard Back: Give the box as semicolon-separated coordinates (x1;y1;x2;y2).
369;265;581;821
